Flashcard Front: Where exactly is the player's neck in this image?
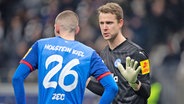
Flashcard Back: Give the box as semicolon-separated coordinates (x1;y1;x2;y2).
57;32;75;41
108;33;126;50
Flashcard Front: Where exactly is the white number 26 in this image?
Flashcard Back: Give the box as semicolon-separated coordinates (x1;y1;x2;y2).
43;54;79;92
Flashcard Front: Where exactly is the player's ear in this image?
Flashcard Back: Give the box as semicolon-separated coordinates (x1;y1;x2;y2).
75;26;80;35
119;19;124;27
54;24;60;34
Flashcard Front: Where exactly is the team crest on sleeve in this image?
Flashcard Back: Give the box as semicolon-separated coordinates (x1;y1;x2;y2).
140;59;150;74
23;48;32;59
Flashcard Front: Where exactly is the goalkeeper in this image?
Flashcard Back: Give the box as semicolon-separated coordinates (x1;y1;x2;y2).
87;2;151;104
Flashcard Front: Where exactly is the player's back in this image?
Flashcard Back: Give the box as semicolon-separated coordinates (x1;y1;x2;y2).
36;36;100;104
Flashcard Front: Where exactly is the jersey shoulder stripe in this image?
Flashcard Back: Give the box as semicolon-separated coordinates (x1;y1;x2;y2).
20;60;34;71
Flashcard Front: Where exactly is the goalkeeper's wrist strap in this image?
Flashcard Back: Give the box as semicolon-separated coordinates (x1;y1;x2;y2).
129;80;140;91
135;80;139;84
129;79;139;85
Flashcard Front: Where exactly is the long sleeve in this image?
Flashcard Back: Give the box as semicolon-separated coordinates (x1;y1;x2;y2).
98;75;118;104
87;78;104;96
12;64;31;104
135;77;151;98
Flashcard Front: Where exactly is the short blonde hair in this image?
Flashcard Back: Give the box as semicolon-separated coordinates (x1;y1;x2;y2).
98;2;123;22
55;10;79;32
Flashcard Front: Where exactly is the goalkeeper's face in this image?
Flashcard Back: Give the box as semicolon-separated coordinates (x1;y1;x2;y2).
98;13;123;41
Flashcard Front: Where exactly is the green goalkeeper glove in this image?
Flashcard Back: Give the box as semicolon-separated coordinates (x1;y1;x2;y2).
117;56;141;90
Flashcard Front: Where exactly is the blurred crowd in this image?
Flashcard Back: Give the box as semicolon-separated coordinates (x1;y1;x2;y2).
0;0;184;103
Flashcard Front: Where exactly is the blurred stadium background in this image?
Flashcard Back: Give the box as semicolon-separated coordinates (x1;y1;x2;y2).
0;0;183;104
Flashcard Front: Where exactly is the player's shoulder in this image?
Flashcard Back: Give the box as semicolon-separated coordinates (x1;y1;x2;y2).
77;41;95;51
126;40;149;60
30;37;55;47
126;40;143;50
38;37;56;42
101;45;109;52
100;45;110;57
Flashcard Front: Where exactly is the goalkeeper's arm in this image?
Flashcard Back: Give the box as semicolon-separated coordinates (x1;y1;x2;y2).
87;77;104;96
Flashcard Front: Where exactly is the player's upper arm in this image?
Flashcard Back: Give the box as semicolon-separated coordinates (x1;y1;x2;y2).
89;51;111;79
21;41;39;71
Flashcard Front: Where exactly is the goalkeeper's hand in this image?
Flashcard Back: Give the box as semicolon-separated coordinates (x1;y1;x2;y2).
117;56;141;90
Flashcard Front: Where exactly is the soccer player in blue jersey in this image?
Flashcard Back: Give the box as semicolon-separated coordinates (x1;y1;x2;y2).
12;10;118;104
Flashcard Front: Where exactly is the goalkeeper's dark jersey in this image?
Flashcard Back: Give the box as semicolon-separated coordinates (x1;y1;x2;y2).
100;39;151;104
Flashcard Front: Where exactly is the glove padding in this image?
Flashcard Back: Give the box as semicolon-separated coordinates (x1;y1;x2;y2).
117;57;141;90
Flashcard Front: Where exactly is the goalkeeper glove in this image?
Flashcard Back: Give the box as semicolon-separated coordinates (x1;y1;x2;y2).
117;56;141;90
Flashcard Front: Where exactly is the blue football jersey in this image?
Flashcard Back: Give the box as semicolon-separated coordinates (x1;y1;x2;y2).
20;36;110;104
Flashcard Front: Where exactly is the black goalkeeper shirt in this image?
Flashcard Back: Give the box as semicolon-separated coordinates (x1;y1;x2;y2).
100;39;151;104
